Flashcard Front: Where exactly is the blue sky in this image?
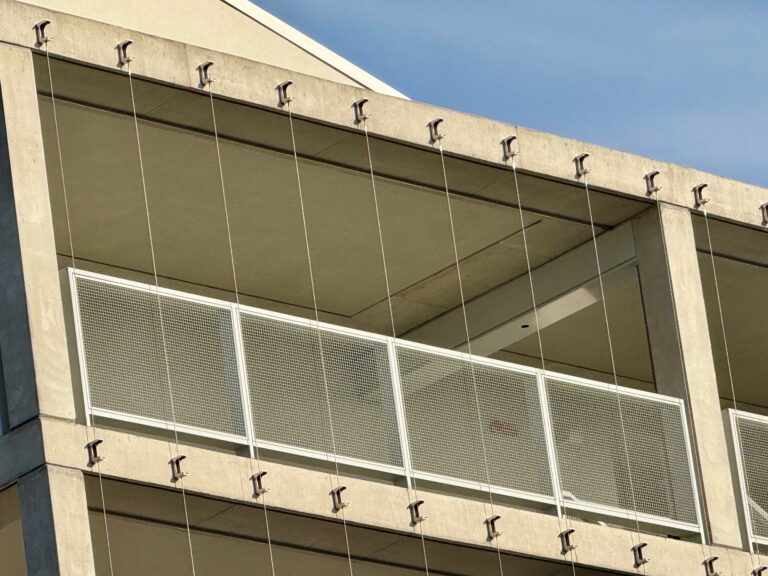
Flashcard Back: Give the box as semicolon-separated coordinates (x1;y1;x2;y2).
254;0;768;187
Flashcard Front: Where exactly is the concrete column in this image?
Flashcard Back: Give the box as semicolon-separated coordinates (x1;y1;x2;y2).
633;204;743;548
18;465;96;575
0;43;75;427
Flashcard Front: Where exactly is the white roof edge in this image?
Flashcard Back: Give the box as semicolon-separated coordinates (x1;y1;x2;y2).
221;0;408;99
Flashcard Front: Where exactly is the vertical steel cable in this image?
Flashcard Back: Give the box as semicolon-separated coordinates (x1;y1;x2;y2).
700;204;761;570
124;60;197;576
434;139;505;575
42;37;116;576
358;116;431;575
577;170;645;572
204;82;278;576
505;150;579;576
284;98;355;576
650;194;717;566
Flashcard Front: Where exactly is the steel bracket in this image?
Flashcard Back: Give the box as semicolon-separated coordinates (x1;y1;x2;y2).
277;81;294;107
485;514;502;541
85;439;104;467
644;171;661;196
250;471;269;498
330;486;348;512
559;528;576;554
752;566;768;576
632;542;649;568
760;202;768;225
353;98;370;124
34;20;52;47
427;118;444;144
408;499;426;525
574;153;590;178
198;61;214;87
702;556;719;576
693;183;709;208
501;136;518;161
170;455;188;482
116;40;134;67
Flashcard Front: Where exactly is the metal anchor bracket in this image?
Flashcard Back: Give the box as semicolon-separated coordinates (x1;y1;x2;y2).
752;566;768;576
85;439;104;467
702;556;720;576
330;486;348;512
250;471;269;498
408;499;426;525
198;61;214;87
353;98;370;124
631;542;649;568
169;455;188;482
484;515;502;541
574;153;591;179
276;81;294;107
760;202;768;225
427;118;444;144
34;20;52;46
693;183;709;208
644;171;661;196
559;528;576;554
501;136;518;162
116;40;134;67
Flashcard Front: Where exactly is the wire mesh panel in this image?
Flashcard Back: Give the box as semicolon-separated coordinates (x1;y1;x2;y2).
733;414;768;540
75;276;246;438
240;312;403;468
545;377;698;525
397;344;554;498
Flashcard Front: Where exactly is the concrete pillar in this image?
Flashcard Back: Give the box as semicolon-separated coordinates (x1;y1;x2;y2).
633;204;743;548
18;465;96;575
0;43;75;427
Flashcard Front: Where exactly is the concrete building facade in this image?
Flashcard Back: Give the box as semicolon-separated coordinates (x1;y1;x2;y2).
0;1;767;575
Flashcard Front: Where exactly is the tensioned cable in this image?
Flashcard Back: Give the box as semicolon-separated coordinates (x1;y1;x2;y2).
124;59;197;576
434;137;505;576
42;37;116;576
700;201;761;568
358;115;431;576
505;151;578;576
204;80;278;576
577;169;645;572
649;193;717;567
283;96;355;576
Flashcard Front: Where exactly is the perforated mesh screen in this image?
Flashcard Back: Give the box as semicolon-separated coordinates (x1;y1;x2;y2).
240;313;403;468
734;415;768;538
546;377;698;524
76;277;246;437
397;345;553;497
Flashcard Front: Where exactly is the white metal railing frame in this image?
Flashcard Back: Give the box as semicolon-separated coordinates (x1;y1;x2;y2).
68;268;703;535
726;408;768;548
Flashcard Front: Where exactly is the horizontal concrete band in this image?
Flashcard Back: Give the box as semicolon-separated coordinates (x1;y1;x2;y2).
0;0;766;229
34;416;754;576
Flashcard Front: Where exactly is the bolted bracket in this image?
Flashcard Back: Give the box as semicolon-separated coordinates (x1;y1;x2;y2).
116;40;134;67
644;171;661;196
693;183;709;209
752;566;768;576
484;514;502;541
760;202;768;225
427;118;444;144
34;20;52;47
631;542;649;568
702;556;720;576
250;471;269;498
198;61;214;87
559;528;576;554
330;486;348;512
85;439;105;467
574;153;590;179
501;136;519;162
352;98;370;124
408;499;426;526
276;81;294;108
169;455;188;482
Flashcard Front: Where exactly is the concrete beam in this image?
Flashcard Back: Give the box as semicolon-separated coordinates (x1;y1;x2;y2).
39;416;757;576
0;2;764;228
0;42;75;427
18;465;96;575
406;222;636;352
633;204;743;548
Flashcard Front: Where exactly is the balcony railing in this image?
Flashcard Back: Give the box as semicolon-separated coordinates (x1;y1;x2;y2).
726;409;768;547
69;268;703;534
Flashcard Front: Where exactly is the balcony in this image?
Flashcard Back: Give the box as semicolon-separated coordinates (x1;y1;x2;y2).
68;268;702;535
